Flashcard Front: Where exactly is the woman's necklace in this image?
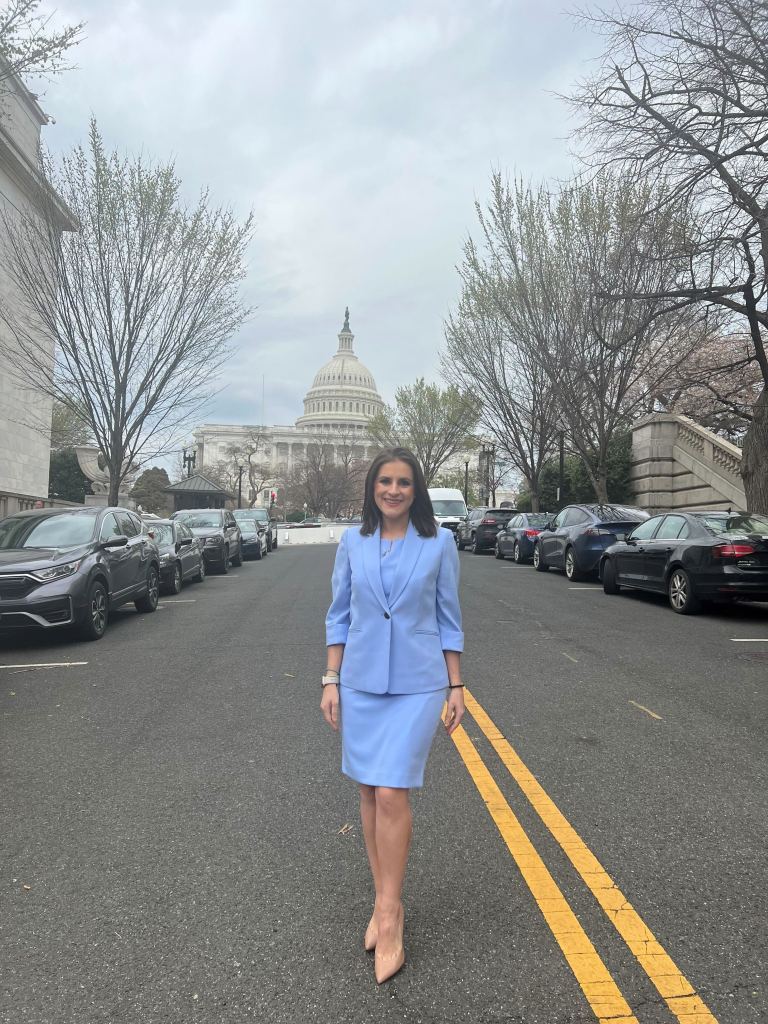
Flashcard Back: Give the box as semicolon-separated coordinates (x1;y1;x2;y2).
381;538;395;558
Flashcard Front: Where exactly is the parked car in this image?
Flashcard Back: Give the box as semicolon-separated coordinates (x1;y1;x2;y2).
170;509;242;573
456;508;515;553
533;504;650;580
233;513;268;560
143;518;205;593
235;507;278;551
600;510;768;614
0;506;160;641
495;512;553;563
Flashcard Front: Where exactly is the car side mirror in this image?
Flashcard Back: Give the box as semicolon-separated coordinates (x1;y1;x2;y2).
179;537;192;547
625;535;636;546
102;535;128;548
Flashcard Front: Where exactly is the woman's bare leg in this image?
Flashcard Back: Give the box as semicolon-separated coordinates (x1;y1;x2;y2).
359;783;381;900
374;786;411;957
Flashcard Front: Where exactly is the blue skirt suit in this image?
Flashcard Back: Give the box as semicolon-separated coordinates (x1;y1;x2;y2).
325;521;464;789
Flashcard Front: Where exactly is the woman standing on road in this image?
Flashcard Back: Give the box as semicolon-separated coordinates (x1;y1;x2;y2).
321;447;465;983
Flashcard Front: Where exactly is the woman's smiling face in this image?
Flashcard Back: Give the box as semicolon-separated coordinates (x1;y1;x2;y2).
374;459;414;525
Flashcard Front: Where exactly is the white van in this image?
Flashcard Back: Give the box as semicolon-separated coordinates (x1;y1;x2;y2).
428;487;468;536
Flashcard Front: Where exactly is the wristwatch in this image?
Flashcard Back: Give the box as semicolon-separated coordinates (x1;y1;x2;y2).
322;672;340;687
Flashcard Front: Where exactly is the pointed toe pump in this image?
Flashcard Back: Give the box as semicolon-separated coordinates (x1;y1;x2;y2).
374;906;405;983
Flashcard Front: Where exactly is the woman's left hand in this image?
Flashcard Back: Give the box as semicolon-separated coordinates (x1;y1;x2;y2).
444;686;465;736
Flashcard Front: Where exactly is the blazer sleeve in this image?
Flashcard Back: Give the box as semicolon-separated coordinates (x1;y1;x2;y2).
325;528;352;646
436;530;464;652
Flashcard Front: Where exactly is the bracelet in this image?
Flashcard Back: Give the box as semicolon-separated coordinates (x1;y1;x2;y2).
448;683;464;689
321;675;340;687
324;669;339;677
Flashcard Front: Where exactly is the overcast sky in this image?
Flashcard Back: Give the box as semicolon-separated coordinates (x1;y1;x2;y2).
40;0;601;432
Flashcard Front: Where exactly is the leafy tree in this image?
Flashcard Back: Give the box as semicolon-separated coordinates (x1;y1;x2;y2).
0;120;254;505
48;448;90;503
516;433;634;511
49;397;91;452
0;1;84;88
367;378;478;485
130;467;171;516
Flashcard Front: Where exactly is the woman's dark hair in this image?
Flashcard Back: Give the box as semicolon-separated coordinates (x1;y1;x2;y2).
361;447;436;537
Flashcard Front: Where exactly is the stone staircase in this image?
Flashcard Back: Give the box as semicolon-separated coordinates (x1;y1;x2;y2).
631;413;746;513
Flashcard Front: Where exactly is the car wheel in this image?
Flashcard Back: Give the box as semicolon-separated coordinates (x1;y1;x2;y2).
134;566;160;613
602;558;621;595
272;536;278;550
79;580;108;641
564;547;584;582
471;533;483;554
495;541;504;560
254;541;263;560
513;541;522;564
668;567;702;615
456;532;465;551
220;548;229;574
196;557;206;582
533;543;548;572
231;543;243;567
266;536;272;552
169;563;183;595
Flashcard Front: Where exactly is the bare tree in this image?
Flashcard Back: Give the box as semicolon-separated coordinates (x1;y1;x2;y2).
367;378;478;485
465;172;697;502
49;396;90;451
0;1;84;87
210;429;272;506
443;231;559;511
0;120;254;504
571;0;768;510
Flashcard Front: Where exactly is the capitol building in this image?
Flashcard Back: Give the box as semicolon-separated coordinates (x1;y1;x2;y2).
192;309;386;502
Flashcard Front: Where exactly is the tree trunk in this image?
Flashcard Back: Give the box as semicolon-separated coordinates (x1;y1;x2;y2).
741;386;768;514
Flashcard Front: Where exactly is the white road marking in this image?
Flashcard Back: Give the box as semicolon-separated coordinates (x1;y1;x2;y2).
0;661;88;670
568;587;599;591
159;599;197;604
730;638;768;642
629;700;663;720
562;652;578;663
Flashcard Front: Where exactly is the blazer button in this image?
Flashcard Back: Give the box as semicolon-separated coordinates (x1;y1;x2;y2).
384;612;390;619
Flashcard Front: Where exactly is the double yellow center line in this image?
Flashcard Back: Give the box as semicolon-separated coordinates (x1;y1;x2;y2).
451;688;718;1024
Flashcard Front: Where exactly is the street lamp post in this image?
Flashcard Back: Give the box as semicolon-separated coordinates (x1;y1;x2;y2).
236;464;244;509
463;460;469;504
182;448;196;478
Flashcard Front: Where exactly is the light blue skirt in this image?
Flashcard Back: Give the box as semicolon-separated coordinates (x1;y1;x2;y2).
339;684;447;789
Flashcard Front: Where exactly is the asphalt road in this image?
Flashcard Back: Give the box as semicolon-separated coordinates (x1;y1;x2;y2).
1;539;766;1024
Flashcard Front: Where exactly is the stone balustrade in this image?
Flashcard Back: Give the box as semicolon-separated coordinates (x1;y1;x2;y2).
631;413;746;513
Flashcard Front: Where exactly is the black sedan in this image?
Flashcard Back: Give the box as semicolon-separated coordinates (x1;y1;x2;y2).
143;519;206;593
600;510;768;614
233;514;268;560
0;506;160;641
495;512;553;563
457;508;515;553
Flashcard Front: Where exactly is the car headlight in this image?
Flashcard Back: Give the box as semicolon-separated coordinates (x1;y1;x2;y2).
31;559;82;582
204;536;221;546
159;553;172;564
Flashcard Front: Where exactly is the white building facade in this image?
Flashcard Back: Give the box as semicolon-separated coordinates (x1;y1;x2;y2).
0;65;74;517
193;310;386;503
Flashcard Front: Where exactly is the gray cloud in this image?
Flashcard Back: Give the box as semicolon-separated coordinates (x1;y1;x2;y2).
40;0;600;428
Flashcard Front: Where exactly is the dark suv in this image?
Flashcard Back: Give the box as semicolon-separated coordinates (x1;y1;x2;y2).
456;508;516;553
0;506;160;641
170;508;242;573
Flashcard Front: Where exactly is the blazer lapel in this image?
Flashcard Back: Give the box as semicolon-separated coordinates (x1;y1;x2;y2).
388;520;424;608
362;526;389;612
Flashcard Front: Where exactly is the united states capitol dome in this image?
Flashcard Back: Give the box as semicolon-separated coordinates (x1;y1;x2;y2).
295;308;385;432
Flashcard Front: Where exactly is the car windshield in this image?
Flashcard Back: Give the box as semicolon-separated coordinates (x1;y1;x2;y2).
147;524;174;545
175;512;222;528
526;513;552;527
588;505;647;522
0;511;98;549
236;519;259;533
235;509;267;522
695;513;768;536
432;500;467;516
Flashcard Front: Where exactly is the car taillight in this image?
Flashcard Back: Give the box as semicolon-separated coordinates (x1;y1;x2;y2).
584;527;615;536
480;517;497;525
523;529;540;538
712;543;756;559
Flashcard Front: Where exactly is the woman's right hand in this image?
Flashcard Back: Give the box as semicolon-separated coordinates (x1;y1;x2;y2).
320;684;340;731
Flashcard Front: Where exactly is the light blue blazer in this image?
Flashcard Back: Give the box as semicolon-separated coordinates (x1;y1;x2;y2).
325;520;464;695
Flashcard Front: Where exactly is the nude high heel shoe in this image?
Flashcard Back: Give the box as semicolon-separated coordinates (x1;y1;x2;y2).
364;912;378;952
374;906;405;984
